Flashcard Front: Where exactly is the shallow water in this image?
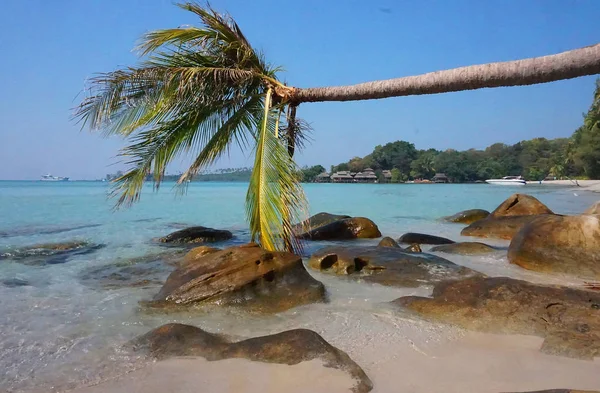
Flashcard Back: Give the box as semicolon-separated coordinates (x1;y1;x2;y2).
0;181;597;392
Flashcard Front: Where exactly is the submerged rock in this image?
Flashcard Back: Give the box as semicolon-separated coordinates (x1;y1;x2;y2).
393;276;600;359
131;323;373;393
308;246;480;288
79;250;184;290
461;215;543;240
398;232;454;245
148;244;325;313
443;209;490;224
157;226;233;244
377;237;400;248
430;242;497;255
1;278;30;287
0;241;105;265
508;215;600;280
297;217;381;240
489;193;554;217
0;223;101;238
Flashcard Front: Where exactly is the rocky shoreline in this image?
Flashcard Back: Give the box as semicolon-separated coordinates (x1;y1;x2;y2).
4;193;600;393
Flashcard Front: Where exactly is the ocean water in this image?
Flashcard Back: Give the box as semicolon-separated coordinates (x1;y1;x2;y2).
0;181;597;392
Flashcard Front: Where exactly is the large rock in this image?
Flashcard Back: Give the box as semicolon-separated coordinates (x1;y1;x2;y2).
297;217;381;240
157;226;233;244
443;209;490;224
584;201;600;215
461;215;543;240
489;193;553;217
393;276;600;359
430;242;496;255
398;232;454;245
148;244;325;313
131;323;373;393
293;212;351;234
0;241;105;265
308;246;481;288
508;215;600;280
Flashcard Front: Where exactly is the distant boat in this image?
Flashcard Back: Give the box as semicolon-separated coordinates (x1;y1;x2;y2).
41;174;69;182
485;176;526;186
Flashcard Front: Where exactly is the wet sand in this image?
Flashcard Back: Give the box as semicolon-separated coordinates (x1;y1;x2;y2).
67;330;600;393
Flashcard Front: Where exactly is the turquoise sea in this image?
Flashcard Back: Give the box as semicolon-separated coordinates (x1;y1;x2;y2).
0;181;597;392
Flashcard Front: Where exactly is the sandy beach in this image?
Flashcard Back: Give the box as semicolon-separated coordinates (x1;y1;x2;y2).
67;330;600;393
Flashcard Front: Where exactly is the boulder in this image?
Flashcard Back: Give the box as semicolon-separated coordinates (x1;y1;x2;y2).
404;244;422;253
378;237;400;248
148;244;325;313
393;276;600;359
293;212;351;235
130;323;373;393
297;217;381;240
158;226;233;244
584;201;600;215
181;246;220;267
430;242;497;255
0;241;106;265
461;215;542;240
308;246;481;288
443;209;490;224
398;232;454;245
489;194;553;217
508;215;600;280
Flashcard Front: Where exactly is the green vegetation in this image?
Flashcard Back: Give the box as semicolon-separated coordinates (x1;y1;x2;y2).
332;81;600;183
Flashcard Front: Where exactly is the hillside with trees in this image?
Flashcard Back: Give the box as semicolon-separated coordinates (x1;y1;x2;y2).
329;80;600;183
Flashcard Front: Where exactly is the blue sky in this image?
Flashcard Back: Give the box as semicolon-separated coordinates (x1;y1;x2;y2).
0;0;599;180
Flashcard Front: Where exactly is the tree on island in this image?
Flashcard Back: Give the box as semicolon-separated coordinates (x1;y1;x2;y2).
75;2;600;252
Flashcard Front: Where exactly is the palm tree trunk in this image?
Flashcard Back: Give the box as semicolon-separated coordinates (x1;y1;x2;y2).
290;44;600;103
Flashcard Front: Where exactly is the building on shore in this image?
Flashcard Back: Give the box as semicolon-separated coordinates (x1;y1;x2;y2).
381;170;392;183
315;172;331;183
354;168;378;183
432;173;449;183
331;171;355;183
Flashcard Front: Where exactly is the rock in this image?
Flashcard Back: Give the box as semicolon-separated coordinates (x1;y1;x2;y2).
0;241;106;265
293;212;351;235
490;193;553;217
377;237;400;248
158;226;233;244
1;278;30;287
297;217;382;240
461;215;542;240
443;209;490;224
584;201;600;215
430;242;497;255
398;232;454;245
393;276;600;360
148;244;325;313
508;215;600;280
130;323;373;393
181;246;220;267
308;246;481;288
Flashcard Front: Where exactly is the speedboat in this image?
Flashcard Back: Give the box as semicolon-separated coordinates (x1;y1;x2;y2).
41;174;69;182
485;176;526;185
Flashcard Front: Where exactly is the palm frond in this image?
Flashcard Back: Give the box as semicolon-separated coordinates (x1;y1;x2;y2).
246;90;308;252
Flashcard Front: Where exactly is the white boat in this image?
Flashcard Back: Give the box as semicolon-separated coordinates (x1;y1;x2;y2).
41;174;69;182
485;176;526;185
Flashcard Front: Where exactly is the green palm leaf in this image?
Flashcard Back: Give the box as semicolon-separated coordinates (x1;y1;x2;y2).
246;90;307;252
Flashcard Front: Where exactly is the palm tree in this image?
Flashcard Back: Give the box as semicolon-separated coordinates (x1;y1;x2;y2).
75;2;600;253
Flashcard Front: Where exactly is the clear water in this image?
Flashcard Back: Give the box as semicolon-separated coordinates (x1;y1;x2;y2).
0;181;597;392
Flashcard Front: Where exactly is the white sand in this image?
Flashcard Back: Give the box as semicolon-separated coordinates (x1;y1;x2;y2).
537;179;600;193
65;328;600;393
